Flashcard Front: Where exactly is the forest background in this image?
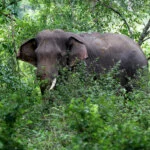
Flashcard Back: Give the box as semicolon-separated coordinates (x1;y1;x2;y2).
0;0;150;149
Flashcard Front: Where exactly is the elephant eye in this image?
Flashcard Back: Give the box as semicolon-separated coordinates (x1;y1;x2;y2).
31;38;38;49
68;43;73;50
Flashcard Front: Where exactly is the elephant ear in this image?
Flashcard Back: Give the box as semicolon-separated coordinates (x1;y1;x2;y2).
17;38;37;66
67;36;88;66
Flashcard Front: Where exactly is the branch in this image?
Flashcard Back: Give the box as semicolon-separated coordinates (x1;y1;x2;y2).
143;36;150;42
97;0;133;38
138;19;150;46
0;11;15;21
0;12;11;18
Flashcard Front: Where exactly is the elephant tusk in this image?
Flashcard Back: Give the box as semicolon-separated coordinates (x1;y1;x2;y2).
49;78;57;90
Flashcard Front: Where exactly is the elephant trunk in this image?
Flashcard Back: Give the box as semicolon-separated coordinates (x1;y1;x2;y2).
36;67;58;94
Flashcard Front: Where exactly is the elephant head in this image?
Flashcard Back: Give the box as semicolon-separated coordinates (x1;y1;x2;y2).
17;30;88;94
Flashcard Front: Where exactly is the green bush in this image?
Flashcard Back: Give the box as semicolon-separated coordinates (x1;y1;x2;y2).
66;94;150;150
52;66;148;150
0;1;149;149
44;64;150;150
0;55;149;150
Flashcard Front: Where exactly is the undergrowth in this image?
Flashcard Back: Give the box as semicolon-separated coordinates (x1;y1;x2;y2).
0;63;150;150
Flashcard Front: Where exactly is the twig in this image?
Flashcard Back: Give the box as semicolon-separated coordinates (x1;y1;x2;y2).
0;12;15;20
0;0;21;10
143;36;150;42
96;0;133;38
138;19;150;45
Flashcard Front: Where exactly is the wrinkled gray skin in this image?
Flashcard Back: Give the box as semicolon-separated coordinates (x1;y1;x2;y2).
17;29;148;95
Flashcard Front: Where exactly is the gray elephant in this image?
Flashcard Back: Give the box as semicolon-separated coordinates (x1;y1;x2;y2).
17;29;148;94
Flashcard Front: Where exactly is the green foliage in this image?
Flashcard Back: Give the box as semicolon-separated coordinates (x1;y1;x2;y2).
66;88;150;150
46;64;150;149
0;0;149;149
1;62;149;150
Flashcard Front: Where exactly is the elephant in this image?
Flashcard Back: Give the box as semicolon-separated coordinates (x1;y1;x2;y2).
17;29;148;95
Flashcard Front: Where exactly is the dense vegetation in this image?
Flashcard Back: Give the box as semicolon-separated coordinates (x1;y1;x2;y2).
0;0;150;149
